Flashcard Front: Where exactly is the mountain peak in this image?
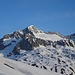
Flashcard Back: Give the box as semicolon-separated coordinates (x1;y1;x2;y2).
28;25;36;31
28;25;43;34
28;25;35;28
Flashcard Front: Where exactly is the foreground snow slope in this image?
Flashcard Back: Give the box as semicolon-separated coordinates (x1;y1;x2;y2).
0;56;60;75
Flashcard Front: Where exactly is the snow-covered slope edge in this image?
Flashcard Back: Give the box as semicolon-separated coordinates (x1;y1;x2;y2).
0;56;60;75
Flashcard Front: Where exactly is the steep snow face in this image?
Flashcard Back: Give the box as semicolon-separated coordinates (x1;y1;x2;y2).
34;33;63;41
0;57;60;75
28;25;63;41
0;36;22;56
0;29;24;55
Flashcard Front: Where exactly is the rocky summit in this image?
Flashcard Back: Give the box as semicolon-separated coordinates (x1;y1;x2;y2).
0;25;75;75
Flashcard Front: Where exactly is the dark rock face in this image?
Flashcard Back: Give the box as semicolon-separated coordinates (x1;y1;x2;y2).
3;34;10;39
13;45;20;55
68;40;74;47
36;39;52;46
22;27;34;36
61;68;65;74
0;44;5;50
12;35;53;55
10;31;23;39
20;39;33;50
0;43;11;50
66;33;75;42
0;38;3;44
57;40;66;46
52;40;74;47
13;38;33;54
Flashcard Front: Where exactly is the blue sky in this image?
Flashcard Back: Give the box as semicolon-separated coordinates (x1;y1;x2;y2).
0;0;75;38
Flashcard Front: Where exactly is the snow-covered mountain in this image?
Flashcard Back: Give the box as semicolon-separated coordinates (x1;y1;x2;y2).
0;25;75;75
66;33;75;42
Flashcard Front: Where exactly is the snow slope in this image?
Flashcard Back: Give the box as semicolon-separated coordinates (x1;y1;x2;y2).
0;56;60;75
34;33;63;41
28;25;63;41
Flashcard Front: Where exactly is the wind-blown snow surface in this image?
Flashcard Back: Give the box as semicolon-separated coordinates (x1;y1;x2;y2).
0;56;60;75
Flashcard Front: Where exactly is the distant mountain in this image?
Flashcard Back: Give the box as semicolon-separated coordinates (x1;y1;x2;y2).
0;25;75;75
66;33;75;42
